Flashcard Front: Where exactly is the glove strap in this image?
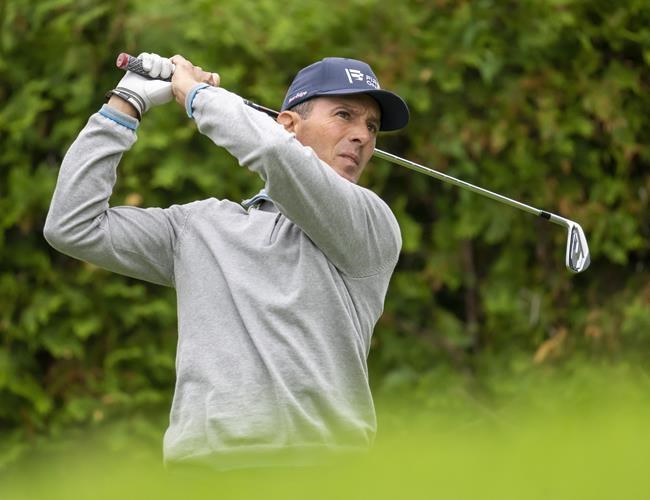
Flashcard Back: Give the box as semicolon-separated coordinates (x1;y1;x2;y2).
105;87;145;120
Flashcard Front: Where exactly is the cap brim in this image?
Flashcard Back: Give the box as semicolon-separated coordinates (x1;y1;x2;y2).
317;88;410;131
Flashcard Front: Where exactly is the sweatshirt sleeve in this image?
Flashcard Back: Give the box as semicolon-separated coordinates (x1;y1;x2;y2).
43;105;188;287
191;87;402;278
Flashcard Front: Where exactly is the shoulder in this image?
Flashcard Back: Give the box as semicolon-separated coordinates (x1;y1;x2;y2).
356;185;401;236
168;197;249;225
174;197;244;212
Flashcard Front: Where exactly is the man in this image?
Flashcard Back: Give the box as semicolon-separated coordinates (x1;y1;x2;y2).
44;53;409;470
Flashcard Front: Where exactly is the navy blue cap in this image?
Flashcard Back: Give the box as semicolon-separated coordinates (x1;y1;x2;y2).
281;57;409;131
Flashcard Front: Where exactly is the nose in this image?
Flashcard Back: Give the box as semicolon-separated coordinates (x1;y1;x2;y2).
349;120;373;146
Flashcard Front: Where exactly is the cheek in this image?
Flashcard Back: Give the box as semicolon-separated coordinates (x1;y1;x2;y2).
362;138;376;161
297;127;336;162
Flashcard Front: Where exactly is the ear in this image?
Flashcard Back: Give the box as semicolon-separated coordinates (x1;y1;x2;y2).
277;110;301;133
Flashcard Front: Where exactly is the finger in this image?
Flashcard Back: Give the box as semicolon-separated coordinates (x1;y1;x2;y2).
211;73;220;87
140;52;152;73
195;69;215;85
160;58;173;80
150;54;162;78
170;54;191;68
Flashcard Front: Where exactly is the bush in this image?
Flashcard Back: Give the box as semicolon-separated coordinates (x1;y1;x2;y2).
1;0;649;466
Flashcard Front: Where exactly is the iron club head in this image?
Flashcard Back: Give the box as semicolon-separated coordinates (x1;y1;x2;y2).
566;223;591;273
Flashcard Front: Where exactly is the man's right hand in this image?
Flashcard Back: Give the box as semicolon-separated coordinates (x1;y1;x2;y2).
107;53;175;119
169;55;220;109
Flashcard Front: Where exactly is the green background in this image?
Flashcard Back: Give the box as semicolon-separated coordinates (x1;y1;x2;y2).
1;0;649;495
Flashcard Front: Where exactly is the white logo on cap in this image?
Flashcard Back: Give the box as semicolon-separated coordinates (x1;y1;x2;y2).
345;68;380;89
345;68;364;83
365;75;380;89
288;90;308;104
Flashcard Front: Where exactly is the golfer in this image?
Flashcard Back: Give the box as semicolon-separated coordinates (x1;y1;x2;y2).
44;53;409;470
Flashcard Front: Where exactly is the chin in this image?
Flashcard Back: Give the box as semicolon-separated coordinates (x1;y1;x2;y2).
332;164;361;183
338;169;359;183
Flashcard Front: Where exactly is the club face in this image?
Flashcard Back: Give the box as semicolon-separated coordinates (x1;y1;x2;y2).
566;223;591;273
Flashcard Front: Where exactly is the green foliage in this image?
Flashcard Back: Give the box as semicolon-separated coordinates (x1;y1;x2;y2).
1;0;649;467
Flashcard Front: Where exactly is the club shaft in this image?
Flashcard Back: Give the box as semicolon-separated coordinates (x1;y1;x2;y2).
372;148;571;229
245;101;572;229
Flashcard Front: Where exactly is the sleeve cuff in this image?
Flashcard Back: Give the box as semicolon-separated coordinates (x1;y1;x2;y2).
185;83;210;118
99;104;139;131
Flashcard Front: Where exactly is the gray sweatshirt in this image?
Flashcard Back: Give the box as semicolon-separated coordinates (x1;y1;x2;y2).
44;86;401;469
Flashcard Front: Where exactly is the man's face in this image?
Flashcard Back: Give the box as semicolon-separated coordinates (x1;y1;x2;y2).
282;95;381;183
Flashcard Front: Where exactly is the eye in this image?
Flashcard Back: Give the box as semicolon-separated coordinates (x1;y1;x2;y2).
336;110;351;120
368;122;379;134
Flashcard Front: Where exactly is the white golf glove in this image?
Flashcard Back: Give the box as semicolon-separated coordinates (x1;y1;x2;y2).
108;53;174;119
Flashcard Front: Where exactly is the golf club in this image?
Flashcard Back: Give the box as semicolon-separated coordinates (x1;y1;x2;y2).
116;53;591;273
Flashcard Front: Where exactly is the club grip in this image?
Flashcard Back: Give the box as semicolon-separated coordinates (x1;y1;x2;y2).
115;53;173;82
114;52;281;118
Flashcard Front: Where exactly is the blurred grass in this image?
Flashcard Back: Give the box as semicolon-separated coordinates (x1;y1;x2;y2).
1;362;649;500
